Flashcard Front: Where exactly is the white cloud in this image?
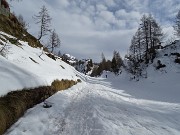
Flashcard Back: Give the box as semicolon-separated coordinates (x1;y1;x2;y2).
115;10;141;20
99;10;115;23
8;0;180;62
56;0;70;8
96;4;107;12
104;0;116;7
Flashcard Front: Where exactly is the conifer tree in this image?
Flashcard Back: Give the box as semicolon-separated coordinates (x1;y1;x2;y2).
101;52;106;70
111;55;117;73
111;51;123;74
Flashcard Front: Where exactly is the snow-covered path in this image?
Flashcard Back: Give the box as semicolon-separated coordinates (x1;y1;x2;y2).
5;77;180;135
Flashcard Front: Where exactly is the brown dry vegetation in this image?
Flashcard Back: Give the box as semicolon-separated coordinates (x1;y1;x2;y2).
0;15;43;48
0;79;80;135
51;79;77;90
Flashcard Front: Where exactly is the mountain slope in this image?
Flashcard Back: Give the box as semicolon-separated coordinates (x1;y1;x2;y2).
100;41;180;103
0;31;79;96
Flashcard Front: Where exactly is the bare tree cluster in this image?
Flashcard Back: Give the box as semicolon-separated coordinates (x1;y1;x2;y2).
33;5;61;56
127;14;163;77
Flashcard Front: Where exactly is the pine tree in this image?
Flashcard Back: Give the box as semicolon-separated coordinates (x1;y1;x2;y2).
111;55;117;73
111;51;123;74
116;52;123;69
101;52;106;70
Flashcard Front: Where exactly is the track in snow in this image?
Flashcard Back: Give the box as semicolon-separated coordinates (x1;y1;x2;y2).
5;77;180;135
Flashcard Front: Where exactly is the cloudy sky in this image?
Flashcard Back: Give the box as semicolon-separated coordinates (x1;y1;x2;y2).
8;0;180;62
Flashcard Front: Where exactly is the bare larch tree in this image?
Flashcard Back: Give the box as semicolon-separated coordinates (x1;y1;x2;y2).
47;29;61;53
34;5;52;41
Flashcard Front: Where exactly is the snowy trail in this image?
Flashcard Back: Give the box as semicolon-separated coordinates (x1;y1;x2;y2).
5;78;180;135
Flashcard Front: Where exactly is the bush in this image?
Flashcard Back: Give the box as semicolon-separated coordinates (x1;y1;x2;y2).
77;79;81;83
8;38;18;44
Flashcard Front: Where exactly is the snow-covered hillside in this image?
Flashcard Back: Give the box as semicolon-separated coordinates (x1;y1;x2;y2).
0;32;78;96
62;53;77;64
102;41;180;103
1;31;180;135
61;53;93;75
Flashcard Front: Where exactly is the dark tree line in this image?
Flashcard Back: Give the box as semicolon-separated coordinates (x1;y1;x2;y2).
91;52;123;76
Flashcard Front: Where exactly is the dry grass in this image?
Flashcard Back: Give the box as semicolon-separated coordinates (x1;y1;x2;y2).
0;79;79;134
51;79;77;91
0;86;55;134
0;15;43;48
